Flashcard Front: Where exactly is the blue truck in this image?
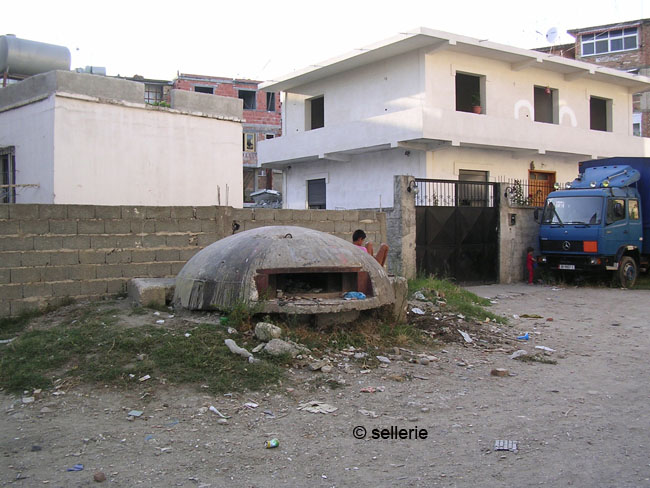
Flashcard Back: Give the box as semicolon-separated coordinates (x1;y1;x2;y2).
537;157;650;288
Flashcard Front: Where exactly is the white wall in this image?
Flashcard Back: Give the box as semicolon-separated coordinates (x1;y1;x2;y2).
52;95;243;206
0;96;55;203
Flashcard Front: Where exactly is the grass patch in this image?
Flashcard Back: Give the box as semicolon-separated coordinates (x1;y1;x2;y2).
633;273;650;290
0;304;283;394
408;275;506;324
0;297;75;340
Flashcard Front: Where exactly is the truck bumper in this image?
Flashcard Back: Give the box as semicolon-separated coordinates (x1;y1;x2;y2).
538;254;616;272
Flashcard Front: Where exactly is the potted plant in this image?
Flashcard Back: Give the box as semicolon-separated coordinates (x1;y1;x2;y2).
471;93;482;114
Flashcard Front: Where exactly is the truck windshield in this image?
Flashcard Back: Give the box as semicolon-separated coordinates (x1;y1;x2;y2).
542;196;603;225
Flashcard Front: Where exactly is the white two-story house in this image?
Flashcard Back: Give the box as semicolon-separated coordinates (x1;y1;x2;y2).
258;27;650;210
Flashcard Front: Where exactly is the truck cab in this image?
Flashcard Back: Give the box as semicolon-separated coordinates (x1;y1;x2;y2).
538;163;645;287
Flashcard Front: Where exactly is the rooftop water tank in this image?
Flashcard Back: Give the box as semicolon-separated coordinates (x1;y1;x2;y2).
0;34;71;76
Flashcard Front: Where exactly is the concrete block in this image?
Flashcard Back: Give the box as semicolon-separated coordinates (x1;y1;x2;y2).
0;252;22;267
179;219;202;232
197;234;219;246
323;210;344;221
230;208;254;221
0;299;10;316
61;235;90;250
121;206;146;220
171;89;243;119
79;250;106;264
253;208;276;221
104;220;131;234
84;279;108;295
335;221;351;233
90;235;117;249
155;249;180;262
52;281;82;297
106;278;128;294
42;267;68;281
78;220;106;234
155;219;180;233
19;220;49;235
20;251;51;267
10;298;43;316
22;282;53;298
1;236;34;251
131;249;156;263
0;206;9;219
166;235;192;247
38;205;66;219
308;221;335;233
50;251;79;266
171;207;195;219
131;220;155;233
115;235;141;248
0;221;19;234
1;283;23;299
194;206;217;219
9;204;39;220
0;268;9;284
275;210;294;221
389;276;408;323
127;277;176;306
147;262;172;277
314;310;360;327
49;220;78;234
10;267;42;284
105;250;132;264
142;235;167;248
179;248;200;261
68;265;97;281
94;206;122;219
358;210;377;221
171;261;185;274
66;205;96;219
121;263;149;278
200;220;218;232
145;206;171;219
33;236;62;251
96;265;123;279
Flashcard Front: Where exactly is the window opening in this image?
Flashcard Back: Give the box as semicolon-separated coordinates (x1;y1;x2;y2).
629;199;640;220
266;92;276;112
194;86;214;94
590;96;611;132
581;27;637;56
144;84;164;104
254;267;373;299
265;134;275;139
307;96;324;130
534;86;558;124
0;147;16;203
239;90;257;110
307;178;326;209
606;198;626;225
455;73;483;114
243;133;256;152
458;169;488;206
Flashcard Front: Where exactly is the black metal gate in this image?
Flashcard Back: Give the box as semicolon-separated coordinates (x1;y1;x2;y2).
415;179;499;283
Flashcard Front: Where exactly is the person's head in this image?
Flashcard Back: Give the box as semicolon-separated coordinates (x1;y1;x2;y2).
527;246;534;254
352;229;366;244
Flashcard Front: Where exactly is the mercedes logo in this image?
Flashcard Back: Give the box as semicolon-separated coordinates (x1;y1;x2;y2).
562;241;571;251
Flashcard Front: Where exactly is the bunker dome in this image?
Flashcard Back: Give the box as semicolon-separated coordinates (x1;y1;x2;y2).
173;226;395;314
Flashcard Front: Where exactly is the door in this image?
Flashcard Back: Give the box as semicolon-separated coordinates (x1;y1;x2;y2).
529;171;555;207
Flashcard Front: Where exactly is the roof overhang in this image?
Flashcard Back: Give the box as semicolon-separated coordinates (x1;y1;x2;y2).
260;26;650;94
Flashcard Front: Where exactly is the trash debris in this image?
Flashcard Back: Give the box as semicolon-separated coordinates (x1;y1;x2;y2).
360;386;385;393
93;471;107;482
244;402;259;409
145;435;154;441
343;291;366;300
252;343;265;353
521;314;543;318
153;311;160;316
512;314;520;319
127;410;143;417
219;316;229;325
535;346;556;352
494;440;518;452
155;319;165;324
491;368;509;377
358;409;379;418
297;401;338;414
413;291;427;301
224;339;253;359
22;396;35;404
208;406;229;418
354;352;367;359
139;374;151;382
411;307;425;315
516;332;530;341
31;445;42;452
0;337;16;344
376;355;391;364
184;333;191;338
264;438;280;449
66;464;84;472
458;330;473;343
510;350;528;359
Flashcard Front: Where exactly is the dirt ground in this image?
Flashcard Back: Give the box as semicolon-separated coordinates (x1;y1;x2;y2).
2;283;650;488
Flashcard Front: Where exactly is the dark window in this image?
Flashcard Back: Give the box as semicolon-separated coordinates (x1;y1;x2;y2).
581;27;638;56
0;147;16;203
266;92;276;112
307;178;326;209
144;84;164;104
239;90;257;110
194;86;214;94
458;169;488;206
534;86;557;124
629;200;640;220
455;73;482;114
590;96;611;132
308;96;324;130
606;198;626;225
265;134;275;139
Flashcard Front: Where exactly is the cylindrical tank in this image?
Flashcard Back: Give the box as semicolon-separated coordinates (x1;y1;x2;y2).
0;34;71;76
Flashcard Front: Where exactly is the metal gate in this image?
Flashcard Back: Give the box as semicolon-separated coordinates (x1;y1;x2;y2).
415;179;499;283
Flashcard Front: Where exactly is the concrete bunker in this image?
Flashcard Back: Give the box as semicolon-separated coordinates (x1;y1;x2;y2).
173;226;395;319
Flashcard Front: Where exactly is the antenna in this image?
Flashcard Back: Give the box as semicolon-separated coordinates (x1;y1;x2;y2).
546;27;558;44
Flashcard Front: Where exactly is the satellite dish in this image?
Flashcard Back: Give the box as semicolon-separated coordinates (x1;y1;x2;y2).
546;27;558;44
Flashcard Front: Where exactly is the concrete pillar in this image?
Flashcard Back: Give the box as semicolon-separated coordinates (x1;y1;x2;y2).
386;175;417;279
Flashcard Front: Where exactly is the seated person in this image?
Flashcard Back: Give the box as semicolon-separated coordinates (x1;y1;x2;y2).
352;229;389;267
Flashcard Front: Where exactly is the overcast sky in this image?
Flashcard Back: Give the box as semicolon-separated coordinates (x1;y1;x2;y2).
4;0;649;82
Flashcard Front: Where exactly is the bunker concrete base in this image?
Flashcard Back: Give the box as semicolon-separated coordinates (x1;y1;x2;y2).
128;278;176;307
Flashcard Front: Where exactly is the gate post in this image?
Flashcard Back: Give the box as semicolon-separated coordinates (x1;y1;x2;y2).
386;175;416;279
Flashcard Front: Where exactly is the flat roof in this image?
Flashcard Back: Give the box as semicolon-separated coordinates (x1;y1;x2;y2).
260;26;650;93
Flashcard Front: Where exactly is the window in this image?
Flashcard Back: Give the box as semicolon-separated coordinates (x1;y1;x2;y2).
534;86;558;124
266;92;276;112
243;133;256;152
306;96;324;130
606;198;626;225
633;112;642;137
458;169;488;206
239;90;257;110
629;199;640;220
194;86;214;94
265;134;275;140
0;147;16;203
455;73;484;114
144;84;164;104
581;27;638;56
307;178;326;209
590;96;612;132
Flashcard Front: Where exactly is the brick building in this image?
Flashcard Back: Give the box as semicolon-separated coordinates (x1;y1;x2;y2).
536;18;650;137
173;74;282;204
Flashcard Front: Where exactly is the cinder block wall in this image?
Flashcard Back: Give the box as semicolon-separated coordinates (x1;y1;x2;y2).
499;193;539;283
0;204;386;316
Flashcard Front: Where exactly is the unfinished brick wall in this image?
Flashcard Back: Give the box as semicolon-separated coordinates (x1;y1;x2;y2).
0;205;386;316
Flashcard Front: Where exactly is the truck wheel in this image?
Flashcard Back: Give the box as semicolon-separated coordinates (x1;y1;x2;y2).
618;256;638;288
